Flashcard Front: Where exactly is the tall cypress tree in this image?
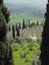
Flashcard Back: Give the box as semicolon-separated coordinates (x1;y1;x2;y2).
12;25;15;40
22;19;26;30
29;20;30;27
40;0;49;65
37;21;39;25
0;0;13;65
16;27;20;37
19;23;21;29
15;23;18;31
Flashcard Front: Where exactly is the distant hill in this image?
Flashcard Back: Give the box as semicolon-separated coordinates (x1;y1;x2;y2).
5;3;45;17
10;12;44;24
5;3;45;23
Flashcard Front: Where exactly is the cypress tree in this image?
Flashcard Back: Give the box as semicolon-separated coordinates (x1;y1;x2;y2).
22;19;26;30
0;0;13;65
17;27;20;37
4;45;13;65
2;6;10;23
15;23;18;31
40;0;49;65
12;25;15;40
29;20;30;27
37;21;39;25
19;23;21;29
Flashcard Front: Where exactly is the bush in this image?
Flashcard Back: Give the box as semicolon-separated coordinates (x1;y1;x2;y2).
22;46;25;50
0;41;6;58
36;60;41;65
16;37;22;43
13;44;18;51
27;51;29;54
29;46;33;51
31;59;36;65
25;56;29;62
31;59;41;65
20;52;27;58
28;43;33;51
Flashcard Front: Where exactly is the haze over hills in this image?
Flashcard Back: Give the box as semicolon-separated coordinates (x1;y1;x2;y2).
4;0;47;23
5;3;46;18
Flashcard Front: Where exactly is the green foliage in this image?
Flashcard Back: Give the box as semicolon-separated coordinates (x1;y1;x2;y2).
31;59;41;65
28;42;34;51
0;41;6;58
10;13;44;24
0;13;7;41
25;56;29;62
2;5;10;23
0;12;5;22
31;59;36;65
0;0;13;65
13;44;18;51
37;21;39;25
20;52;27;58
12;41;40;65
36;59;41;65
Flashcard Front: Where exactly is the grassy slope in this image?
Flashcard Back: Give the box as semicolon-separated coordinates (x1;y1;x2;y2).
12;41;40;65
10;12;44;24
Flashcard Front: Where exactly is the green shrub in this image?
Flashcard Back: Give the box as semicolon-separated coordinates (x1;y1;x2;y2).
36;60;41;65
13;44;18;51
25;56;29;62
20;52;27;58
31;59;36;65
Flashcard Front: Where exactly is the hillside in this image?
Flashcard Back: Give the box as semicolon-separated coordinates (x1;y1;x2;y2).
20;25;43;40
5;3;46;17
5;3;45;24
10;13;44;24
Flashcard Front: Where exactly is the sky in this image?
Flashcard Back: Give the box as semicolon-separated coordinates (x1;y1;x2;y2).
4;0;47;16
4;0;47;6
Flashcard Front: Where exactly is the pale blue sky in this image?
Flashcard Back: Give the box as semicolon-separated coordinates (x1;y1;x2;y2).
4;0;47;6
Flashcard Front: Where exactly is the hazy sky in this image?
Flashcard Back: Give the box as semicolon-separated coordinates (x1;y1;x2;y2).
4;0;47;17
4;0;47;6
